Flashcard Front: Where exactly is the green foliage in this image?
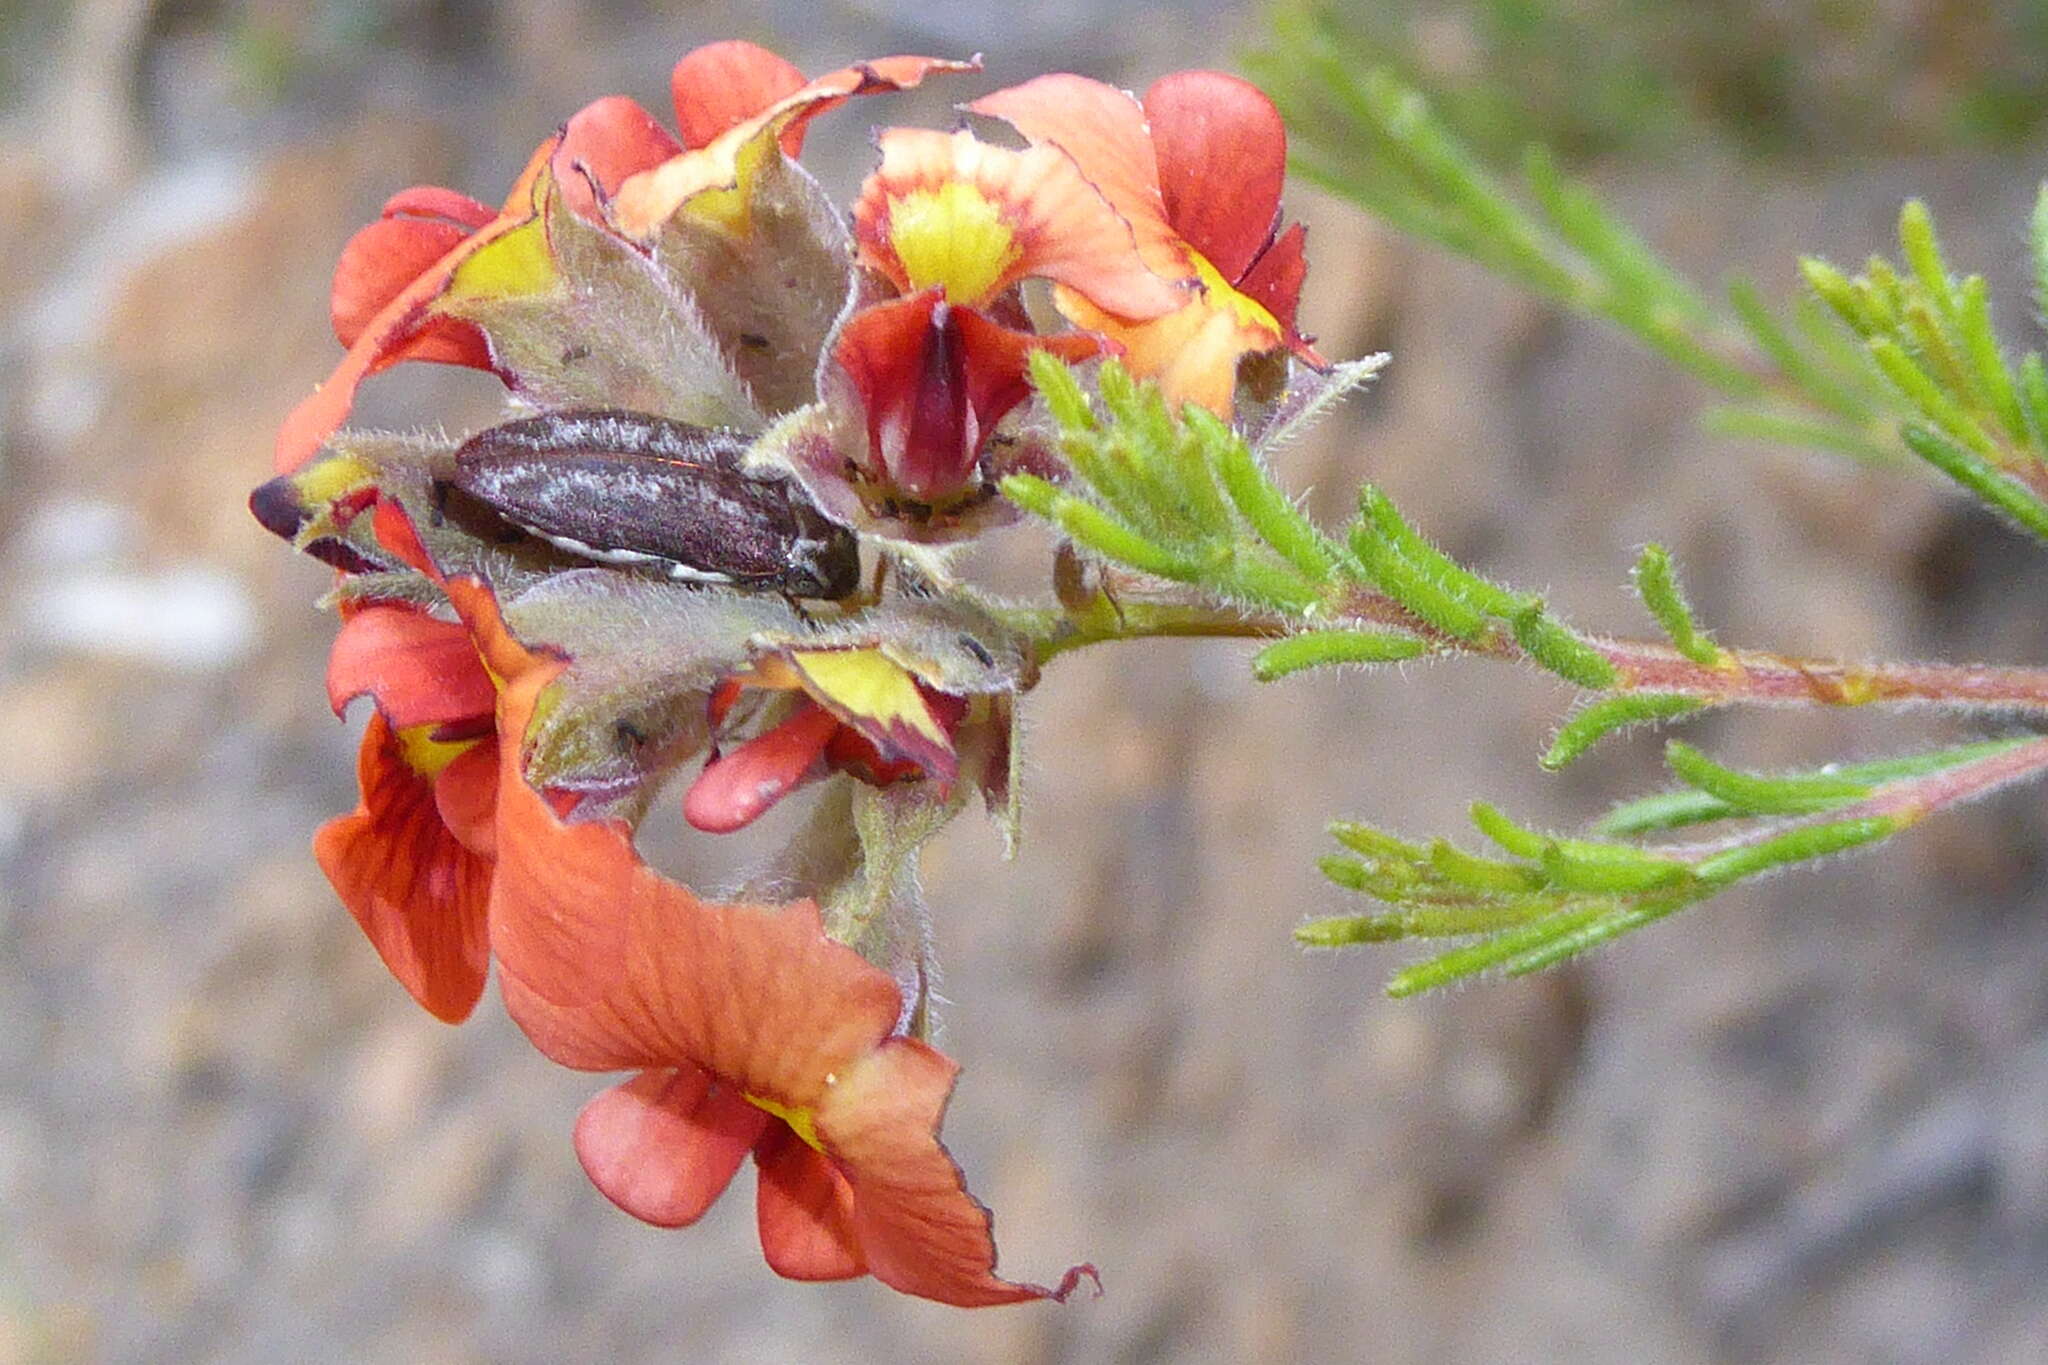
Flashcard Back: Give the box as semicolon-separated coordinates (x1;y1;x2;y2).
1250;19;2048;540
1302;736;2042;993
1255;2;2048;168
1008;355;1617;693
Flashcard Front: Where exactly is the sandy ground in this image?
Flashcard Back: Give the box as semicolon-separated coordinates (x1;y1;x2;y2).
5;3;2048;1361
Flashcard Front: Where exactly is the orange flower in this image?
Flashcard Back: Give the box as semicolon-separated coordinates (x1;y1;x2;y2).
968;70;1323;415
813;125;1185;516
275;43;970;475
487;695;1093;1305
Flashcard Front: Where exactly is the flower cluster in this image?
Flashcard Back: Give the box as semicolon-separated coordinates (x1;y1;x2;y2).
255;40;1326;1305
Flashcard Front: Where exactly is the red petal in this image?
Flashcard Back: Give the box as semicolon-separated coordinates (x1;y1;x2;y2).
1236;219;1311;341
669;41;808;151
434;739;500;858
314;714;491;1024
682;702;841;834
823;1040;1086;1306
756;1127;866;1281
554;95;684;221
1143;71;1287;283
273;136;559;474
381;186;495;228
834;292;1108;503
574;1068;767;1226
330;217;468;348
325;603;495;727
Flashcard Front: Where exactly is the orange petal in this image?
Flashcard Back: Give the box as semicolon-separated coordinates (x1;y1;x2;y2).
574;1068;768;1226
669;41;808;150
615;55;977;238
1142;70;1287;283
314;713;491;1024
682;702;841;834
494;786;1072;1303
434;739;500;858
966;73;1183;278
273;135;561;474
325;603;496;728
1056;281;1278;417
379;185;496;228
854;129;1184;318
822;1040;1094;1306
755;1126;866;1281
486;662;630;1007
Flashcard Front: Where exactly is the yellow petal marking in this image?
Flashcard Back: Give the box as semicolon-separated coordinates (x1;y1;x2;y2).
745;1093;823;1151
787;649;946;747
395;722;481;780
441;174;560;304
1188;249;1282;338
887;180;1021;306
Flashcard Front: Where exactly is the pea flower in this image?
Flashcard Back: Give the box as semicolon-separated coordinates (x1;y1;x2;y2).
969;70;1325;415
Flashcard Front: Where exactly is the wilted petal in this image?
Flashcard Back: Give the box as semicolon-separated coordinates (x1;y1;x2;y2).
1142;70;1287;284
574;1068;767;1226
314;713;492;1024
755;1126;866;1281
780;648;959;782
555;95;685;221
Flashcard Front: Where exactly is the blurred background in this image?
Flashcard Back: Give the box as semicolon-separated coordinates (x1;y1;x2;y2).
7;1;2048;1360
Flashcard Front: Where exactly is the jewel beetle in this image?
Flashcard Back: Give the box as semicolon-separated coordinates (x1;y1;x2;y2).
445;409;860;599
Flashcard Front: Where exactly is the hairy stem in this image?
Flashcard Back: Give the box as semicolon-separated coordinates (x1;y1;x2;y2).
1017;586;2048;714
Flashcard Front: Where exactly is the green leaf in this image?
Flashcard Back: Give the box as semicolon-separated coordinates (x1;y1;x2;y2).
1663;741;1873;814
2032;183;2048;324
1468;801;1550;859
1027;348;1095;433
1347;523;1493;640
1691;815;1898;883
1955;275;2026;444
999;474;1214;581
1543;693;1707;769
1386;905;1616;997
1356;486;1532;616
1897;199;1957;317
1511;602;1619;688
1631;543;1723;666
1195;406;1345;581
1899;422;2048;543
1252;628;1429;680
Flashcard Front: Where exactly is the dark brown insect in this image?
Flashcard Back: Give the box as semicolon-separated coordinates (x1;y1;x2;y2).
446;409;859;598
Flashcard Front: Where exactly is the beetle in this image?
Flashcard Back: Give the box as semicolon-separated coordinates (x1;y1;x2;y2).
444;409;860;599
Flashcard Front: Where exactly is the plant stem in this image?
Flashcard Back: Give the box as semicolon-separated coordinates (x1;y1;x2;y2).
1013;587;2048;714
